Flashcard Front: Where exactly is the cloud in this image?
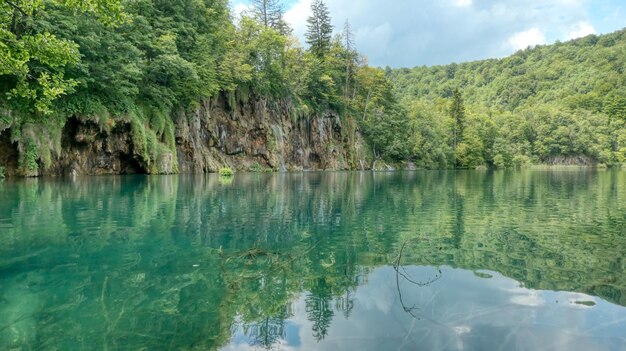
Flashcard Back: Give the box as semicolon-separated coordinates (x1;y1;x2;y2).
508;28;547;50
231;1;250;21
218;267;620;351
280;0;623;67
566;21;596;39
284;0;313;40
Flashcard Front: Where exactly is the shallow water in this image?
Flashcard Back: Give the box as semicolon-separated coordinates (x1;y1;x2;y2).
0;170;625;350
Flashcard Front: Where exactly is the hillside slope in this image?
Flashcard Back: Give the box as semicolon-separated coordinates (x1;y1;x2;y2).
387;29;626;168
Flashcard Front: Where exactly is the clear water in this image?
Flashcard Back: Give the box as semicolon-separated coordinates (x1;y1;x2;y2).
0;170;625;350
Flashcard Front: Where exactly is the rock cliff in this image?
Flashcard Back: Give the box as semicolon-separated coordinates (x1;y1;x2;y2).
0;95;372;177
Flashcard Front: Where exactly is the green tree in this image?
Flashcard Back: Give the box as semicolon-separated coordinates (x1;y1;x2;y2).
342;19;357;99
449;88;465;165
408;100;453;168
305;0;333;58
604;93;626;121
0;0;124;115
237;16;289;97
356;67;412;161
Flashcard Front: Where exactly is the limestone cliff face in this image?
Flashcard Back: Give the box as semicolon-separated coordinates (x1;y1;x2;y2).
175;95;369;173
0;96;371;177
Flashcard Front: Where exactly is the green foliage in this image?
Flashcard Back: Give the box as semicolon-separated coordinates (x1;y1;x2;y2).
0;166;5;179
0;0;124;115
354;66;412;160
1;0;395;175
250;162;263;172
389;29;626;168
408;102;453;169
19;140;39;175
219;167;234;177
249;162;273;172
305;0;333;58
449;88;465;159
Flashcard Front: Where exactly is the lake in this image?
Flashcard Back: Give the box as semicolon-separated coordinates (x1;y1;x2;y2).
1;170;625;350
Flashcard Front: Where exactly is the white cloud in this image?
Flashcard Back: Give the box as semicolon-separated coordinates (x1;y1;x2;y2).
455;0;473;7
284;0;313;42
231;1;250;21
566;21;596;40
281;0;615;67
508;27;547;50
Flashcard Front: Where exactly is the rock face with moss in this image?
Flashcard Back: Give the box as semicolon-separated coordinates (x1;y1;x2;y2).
175;95;369;174
0;96;371;177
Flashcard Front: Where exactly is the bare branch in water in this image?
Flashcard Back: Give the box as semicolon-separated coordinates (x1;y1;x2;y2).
393;240;443;319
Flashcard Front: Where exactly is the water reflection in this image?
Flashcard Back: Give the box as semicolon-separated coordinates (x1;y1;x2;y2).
0;170;625;350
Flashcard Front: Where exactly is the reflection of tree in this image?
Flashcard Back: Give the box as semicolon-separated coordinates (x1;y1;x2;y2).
249;315;287;350
452;172;465;249
305;278;335;341
335;289;355;318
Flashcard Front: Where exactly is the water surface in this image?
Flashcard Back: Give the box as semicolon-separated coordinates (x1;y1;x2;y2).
1;170;625;350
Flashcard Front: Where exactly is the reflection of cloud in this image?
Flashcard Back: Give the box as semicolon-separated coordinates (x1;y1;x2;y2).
221;339;297;351
453;325;471;335
510;289;545;306
220;267;626;350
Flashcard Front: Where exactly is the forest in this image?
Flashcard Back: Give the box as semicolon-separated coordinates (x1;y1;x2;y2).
0;0;625;174
0;0;383;175
388;29;626;168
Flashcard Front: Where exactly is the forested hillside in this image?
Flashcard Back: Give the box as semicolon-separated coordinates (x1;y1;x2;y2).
0;0;398;176
386;29;626;168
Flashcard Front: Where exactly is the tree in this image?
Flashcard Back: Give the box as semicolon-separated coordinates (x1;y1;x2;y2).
237;17;289;97
449;88;465;165
604;93;626;122
342;19;357;99
250;0;290;34
355;67;412;161
305;0;333;58
0;0;125;115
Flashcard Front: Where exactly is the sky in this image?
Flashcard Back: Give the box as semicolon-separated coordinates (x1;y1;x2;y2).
231;0;626;68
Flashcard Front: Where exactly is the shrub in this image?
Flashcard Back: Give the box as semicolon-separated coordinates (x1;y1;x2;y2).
20;141;39;174
0;166;5;179
219;167;234;177
250;162;262;173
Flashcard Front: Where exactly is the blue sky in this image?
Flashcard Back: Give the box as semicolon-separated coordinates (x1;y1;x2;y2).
231;0;626;67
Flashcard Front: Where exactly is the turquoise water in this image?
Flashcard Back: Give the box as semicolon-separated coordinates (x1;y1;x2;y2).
0;170;625;350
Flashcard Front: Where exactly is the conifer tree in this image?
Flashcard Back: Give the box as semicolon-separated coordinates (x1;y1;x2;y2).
343;19;356;98
305;0;333;58
251;0;284;31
